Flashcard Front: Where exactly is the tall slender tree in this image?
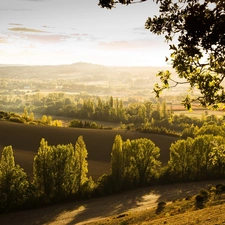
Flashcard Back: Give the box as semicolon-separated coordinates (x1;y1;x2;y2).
33;138;53;198
72;136;89;194
0;146;30;211
110;135;124;190
50;144;74;198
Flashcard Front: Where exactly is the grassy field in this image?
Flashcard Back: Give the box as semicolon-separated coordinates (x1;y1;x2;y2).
0;121;178;181
172;105;225;118
87;199;225;225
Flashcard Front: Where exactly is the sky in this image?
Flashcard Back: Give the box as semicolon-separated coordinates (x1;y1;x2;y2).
0;0;170;67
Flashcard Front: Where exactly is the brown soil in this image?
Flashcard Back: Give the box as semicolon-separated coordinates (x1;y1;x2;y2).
0;121;178;180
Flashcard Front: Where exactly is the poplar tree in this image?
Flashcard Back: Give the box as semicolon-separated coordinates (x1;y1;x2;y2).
110;135;124;190
0;146;30;211
72;136;89;194
33;138;53;198
50;144;74;198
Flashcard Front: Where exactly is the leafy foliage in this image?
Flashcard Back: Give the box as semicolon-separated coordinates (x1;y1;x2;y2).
168;134;225;182
33;136;91;201
3;122;225;212
147;0;225;109
109;135;161;191
99;0;225;109
0;146;30;212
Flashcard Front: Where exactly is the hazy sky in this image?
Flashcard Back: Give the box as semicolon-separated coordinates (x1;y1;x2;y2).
0;0;170;66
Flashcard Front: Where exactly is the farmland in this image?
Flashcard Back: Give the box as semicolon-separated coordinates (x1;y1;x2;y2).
0;121;178;181
1;63;225;224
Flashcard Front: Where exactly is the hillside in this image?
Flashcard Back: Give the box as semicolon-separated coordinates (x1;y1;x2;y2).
1;121;225;224
0;179;223;225
0;121;178;180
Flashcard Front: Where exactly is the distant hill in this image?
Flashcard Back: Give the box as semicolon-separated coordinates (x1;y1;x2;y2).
0;62;188;98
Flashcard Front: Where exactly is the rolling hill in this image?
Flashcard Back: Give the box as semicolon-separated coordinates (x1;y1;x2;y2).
0;121;178;180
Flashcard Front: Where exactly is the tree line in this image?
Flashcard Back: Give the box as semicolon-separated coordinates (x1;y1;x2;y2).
2;92;225;136
1;123;225;212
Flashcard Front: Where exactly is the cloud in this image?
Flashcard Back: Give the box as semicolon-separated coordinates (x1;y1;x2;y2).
66;33;99;42
24;34;68;44
71;33;88;37
98;41;132;50
42;25;55;29
9;23;23;26
133;26;149;35
0;37;10;43
8;27;48;33
98;39;161;51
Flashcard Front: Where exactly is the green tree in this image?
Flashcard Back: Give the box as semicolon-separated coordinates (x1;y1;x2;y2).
72;136;89;194
110;135;124;191
195;124;225;137
33;137;91;200
168;138;194;181
33;138;53;199
46;116;52;125
29;112;35;122
22;107;29;121
41;115;47;124
122;139;138;187
209;136;225;177
50;144;74;198
99;0;225;109
130;138;161;185
191;135;213;179
0;146;30;211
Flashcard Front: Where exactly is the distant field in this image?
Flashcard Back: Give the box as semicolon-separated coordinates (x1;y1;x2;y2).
0;121;178;181
172;106;225;118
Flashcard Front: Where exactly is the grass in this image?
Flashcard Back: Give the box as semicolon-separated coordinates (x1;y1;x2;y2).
87;188;225;225
172;107;224;118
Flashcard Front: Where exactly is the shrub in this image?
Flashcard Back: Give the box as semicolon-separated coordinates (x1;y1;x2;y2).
28;121;37;125
90;122;98;128
69;119;83;128
215;183;225;194
9;116;26;124
156;201;166;214
195;189;209;209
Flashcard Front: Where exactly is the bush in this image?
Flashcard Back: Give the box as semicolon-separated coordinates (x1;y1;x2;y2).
215;183;225;194
69;119;83;128
9;116;26;124
28;121;37;125
90;122;98;128
156;201;166;214
195;189;209;209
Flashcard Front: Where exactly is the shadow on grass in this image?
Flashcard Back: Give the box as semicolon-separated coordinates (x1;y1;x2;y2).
0;180;224;225
0;188;151;225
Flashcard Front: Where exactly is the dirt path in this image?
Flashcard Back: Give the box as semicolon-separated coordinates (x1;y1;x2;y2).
0;179;223;225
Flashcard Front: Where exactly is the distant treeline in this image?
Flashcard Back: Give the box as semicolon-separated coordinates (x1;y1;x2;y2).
0;110;62;127
1;92;225;138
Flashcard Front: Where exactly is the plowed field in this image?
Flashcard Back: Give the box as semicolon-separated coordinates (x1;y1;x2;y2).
0;121;178;180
